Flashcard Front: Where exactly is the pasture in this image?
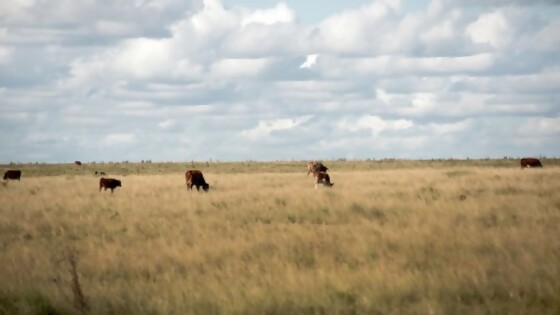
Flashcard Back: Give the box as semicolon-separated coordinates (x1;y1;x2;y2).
1;160;560;314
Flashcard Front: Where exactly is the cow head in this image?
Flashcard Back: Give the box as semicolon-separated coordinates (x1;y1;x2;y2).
202;183;210;192
116;180;122;187
307;161;328;175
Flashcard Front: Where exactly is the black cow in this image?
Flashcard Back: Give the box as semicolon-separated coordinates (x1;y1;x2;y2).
520;158;543;168
185;170;209;192
3;170;21;181
99;177;121;193
315;171;334;188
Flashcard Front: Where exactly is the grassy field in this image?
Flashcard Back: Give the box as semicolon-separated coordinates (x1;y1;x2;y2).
4;157;560;177
1;160;560;314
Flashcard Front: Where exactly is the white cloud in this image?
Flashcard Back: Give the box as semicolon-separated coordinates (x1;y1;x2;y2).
320;54;496;79
300;54;318;69
429;119;473;135
101;133;137;147
95;20;136;36
1;0;560;162
158;119;176;129
114;38;174;79
23;133;69;145
339;115;413;135
210;58;273;79
376;89;393;104
241;116;312;140
241;2;295;28
519;117;560;136
466;10;512;48
0;47;11;64
315;1;399;54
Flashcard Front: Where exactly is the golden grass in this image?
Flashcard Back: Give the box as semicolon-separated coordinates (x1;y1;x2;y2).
1;167;560;314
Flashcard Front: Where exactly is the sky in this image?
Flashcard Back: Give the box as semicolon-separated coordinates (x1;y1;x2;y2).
1;0;559;163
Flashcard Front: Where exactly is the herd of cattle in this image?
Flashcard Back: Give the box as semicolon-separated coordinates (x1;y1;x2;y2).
1;160;335;193
2;158;545;193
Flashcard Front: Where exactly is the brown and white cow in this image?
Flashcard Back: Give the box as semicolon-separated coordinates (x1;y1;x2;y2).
314;171;334;189
520;157;543;168
99;177;121;193
307;161;328;176
3;170;21;181
185;170;210;192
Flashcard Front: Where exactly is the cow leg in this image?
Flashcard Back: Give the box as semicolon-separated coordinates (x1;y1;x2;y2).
110;188;114;194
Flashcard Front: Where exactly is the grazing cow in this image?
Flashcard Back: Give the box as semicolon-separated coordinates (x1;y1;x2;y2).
3;170;21;181
520;158;543;169
74;161;82;166
314;171;334;189
94;171;106;176
307;161;328;176
185;170;209;192
99;177;121;193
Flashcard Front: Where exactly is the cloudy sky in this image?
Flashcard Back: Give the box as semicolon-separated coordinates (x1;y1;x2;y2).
1;0;559;163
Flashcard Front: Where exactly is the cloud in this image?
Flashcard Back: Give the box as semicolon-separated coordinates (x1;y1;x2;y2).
339;115;414;135
0;46;11;64
428;119;473;135
241;116;312;141
101;133;137;147
241;2;295;28
519;117;560;136
210;58;273;79
1;0;559;162
300;54;318;69
466;10;512;48
158;119;176;129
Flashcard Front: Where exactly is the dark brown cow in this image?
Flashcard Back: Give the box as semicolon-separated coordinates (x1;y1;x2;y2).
74;161;82;166
3;170;21;181
307;161;328;176
99;177;121;193
314;171;334;188
185;170;209;192
520;158;543;168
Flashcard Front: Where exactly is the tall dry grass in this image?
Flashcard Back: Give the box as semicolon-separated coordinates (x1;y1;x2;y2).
0;167;559;314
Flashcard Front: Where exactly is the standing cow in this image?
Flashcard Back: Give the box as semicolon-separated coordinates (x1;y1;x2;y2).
520;158;543;168
3;170;21;180
307;161;328;176
185;170;210;192
99;177;121;193
314;171;334;189
74;161;82;166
